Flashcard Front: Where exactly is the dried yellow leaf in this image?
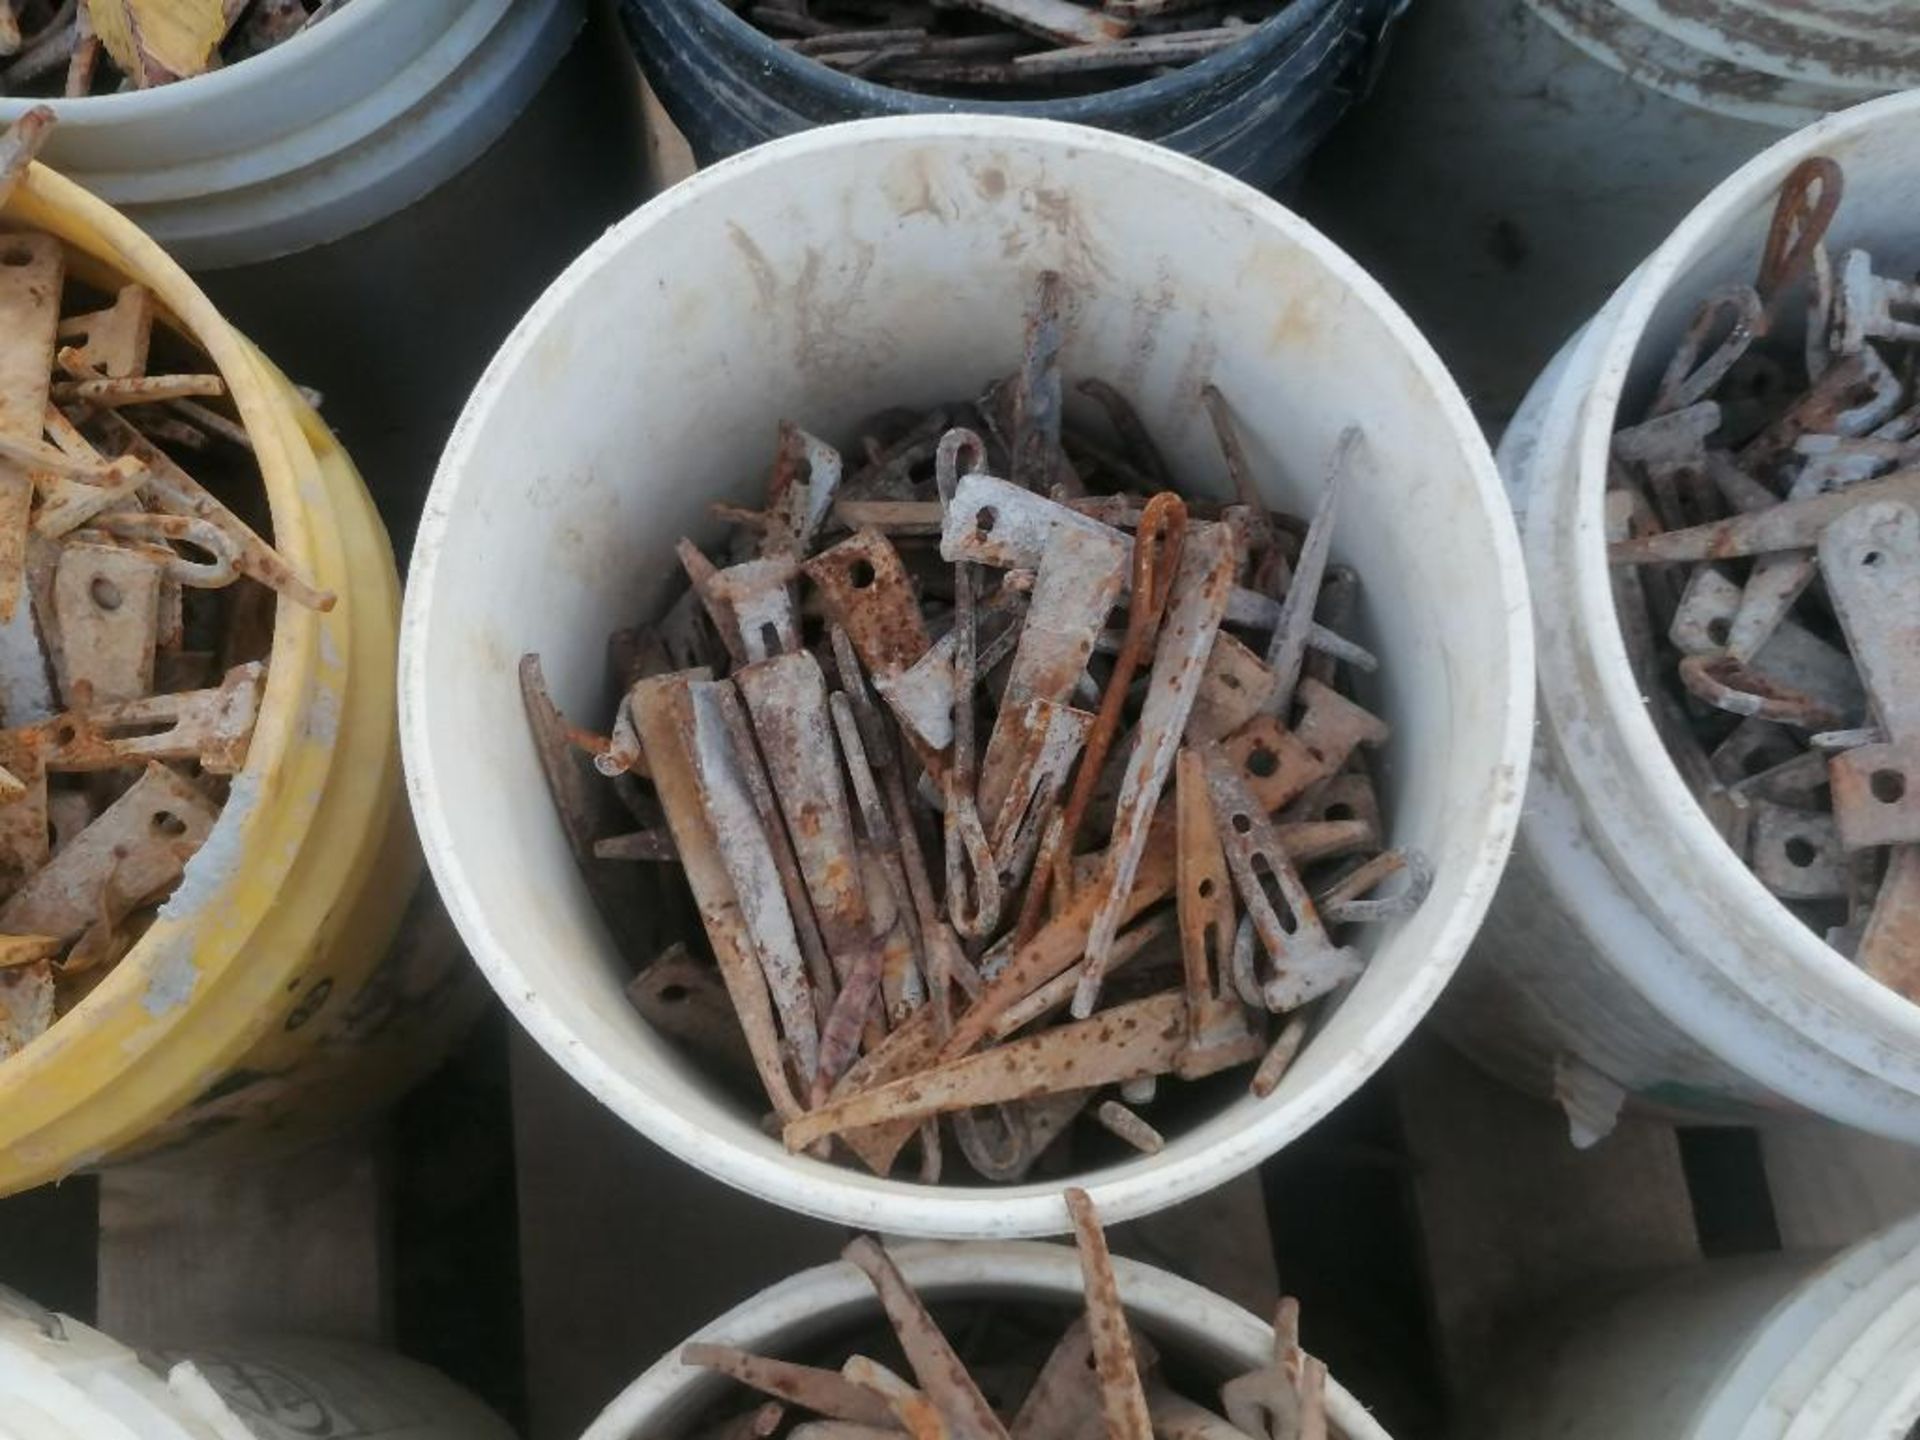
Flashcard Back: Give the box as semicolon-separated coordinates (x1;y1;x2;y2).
84;0;233;84
0;935;60;969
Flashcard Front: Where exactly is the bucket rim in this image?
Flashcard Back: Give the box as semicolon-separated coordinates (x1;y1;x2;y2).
583;1240;1395;1440
1557;90;1920;1077
401;113;1535;1237
622;0;1367;118
0;0;510;125
0;161;410;1191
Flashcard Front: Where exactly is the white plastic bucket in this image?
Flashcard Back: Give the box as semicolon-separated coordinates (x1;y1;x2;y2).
1296;0;1919;421
1525;0;1920;130
401;115;1533;1236
0;1292;513;1440
0;1290;230;1439
583;1241;1394;1440
1485;1213;1920;1440
160;1338;517;1440
0;0;583;270
1449;89;1920;1141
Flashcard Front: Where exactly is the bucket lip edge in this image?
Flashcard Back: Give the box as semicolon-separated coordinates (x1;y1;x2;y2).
1530;0;1920;96
1553;89;1920;1049
400;111;1537;1239
1519;0;1903;130
60;0;583;268
0;0;524;126
1706;1213;1920;1439
630;0;1353;118
580;1241;1392;1440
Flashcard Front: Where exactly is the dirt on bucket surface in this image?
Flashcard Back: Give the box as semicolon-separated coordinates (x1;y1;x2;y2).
523;270;1432;1186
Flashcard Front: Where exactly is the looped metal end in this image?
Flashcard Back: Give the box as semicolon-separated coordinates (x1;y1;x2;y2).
1757;156;1843;323
1678;650;1846;730
933;426;988;505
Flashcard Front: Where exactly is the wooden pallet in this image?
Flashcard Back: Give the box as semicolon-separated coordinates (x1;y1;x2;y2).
9;1013;1898;1440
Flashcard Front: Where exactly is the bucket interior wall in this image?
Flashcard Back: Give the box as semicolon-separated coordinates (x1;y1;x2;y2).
1620;122;1920;416
407;120;1526;1227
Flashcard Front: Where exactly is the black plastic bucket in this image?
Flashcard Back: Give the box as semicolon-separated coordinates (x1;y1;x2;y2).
619;0;1408;191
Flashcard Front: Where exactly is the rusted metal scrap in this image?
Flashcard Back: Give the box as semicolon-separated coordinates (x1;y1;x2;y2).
0;0;353;97
1606;154;1920;1000
675;1193;1339;1440
529;272;1426;1181
741;0;1286;99
0;108;305;1059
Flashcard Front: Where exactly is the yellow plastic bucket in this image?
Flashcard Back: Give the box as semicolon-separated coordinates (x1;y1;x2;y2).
0;162;418;1194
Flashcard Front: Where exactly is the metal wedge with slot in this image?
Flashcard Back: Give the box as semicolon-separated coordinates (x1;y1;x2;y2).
521;273;1427;1183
